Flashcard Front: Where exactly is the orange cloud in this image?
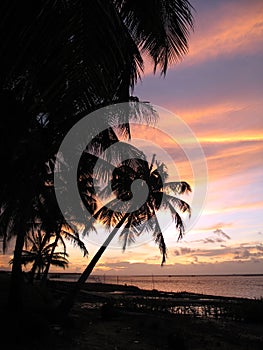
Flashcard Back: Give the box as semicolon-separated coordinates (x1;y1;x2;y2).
187;3;263;63
174;103;245;124
200;134;263;143
206;143;262;181
204;200;263;216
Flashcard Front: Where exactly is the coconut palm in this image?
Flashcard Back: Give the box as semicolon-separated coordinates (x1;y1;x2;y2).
40;222;89;284
9;229;70;280
14;221;88;283
2;173;88;284
27;223;89;284
59;154;191;315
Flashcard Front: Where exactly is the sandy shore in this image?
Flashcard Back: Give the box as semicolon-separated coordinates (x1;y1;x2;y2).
1;273;263;349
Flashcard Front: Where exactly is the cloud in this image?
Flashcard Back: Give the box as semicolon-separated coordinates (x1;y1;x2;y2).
197;222;233;232
174;247;195;256
91;258;263;276
144;255;162;262
170;241;263;268
185;0;263;65
90;242;263;271
188;243;263;262
234;249;250;260
213;229;231;240
204;199;263;217
136;54;263;117
192;256;199;263
194;247;232;258
233;244;263;260
50;239;263;275
203;238;225;244
186;225;231;246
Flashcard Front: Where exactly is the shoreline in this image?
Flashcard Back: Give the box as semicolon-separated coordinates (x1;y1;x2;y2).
49;279;252;301
49;280;263;321
2;270;263;276
49;272;263;277
47;273;263;300
1;269;262;300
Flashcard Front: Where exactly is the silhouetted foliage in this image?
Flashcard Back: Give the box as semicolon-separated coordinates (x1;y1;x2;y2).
58;155;191;315
0;0;194;308
9;229;69;280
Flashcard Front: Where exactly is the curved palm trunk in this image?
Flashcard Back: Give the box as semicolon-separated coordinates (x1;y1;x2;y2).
8;229;26;311
41;226;61;285
57;213;129;317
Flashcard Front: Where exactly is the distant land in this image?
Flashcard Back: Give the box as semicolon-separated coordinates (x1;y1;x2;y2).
50;272;263;277
2;270;262;277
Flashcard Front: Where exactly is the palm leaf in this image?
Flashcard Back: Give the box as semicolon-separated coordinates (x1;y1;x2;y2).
152;215;167;265
119;216;136;251
163;193;191;214
164;181;192;195
114;0;194;75
61;229;89;257
164;200;185;241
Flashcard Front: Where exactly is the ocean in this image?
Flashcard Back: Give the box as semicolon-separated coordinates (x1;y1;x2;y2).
49;273;263;299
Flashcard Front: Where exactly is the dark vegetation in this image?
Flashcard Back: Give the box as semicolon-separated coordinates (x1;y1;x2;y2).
1;271;263;350
0;0;194;316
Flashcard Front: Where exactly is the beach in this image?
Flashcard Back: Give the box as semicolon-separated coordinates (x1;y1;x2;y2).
1;272;263;349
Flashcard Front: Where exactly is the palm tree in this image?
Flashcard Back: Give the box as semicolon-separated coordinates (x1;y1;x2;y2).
9;229;70;280
3;174;88;285
25;223;89;284
0;0;194;308
59;154;191;315
41;222;89;284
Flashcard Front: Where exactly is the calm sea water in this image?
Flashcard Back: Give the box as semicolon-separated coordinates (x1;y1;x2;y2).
50;274;263;299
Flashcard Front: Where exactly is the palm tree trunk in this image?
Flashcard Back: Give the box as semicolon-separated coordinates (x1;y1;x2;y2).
57;213;129;317
29;231;51;284
41;227;61;285
36;268;41;280
8;229;26;311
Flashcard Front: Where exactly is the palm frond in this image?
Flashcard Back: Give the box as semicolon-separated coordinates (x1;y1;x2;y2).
163;193;191;215
164;199;185;241
109;100;158;139
50;252;69;269
9;250;36;266
114;0;194;75
93;198;129;229
153;162;169;181
164;181;192;195
61;230;89;257
152;215;167;265
119;216;136;251
57;235;67;255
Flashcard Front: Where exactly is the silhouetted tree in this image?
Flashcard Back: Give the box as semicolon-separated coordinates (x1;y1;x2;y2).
59;155;191;315
9;229;69;280
0;0;194;309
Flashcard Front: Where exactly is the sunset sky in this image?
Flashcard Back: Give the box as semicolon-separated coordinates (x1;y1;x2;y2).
1;0;262;275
